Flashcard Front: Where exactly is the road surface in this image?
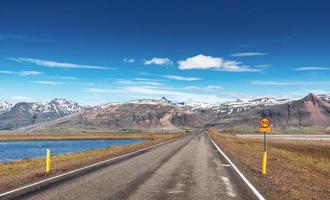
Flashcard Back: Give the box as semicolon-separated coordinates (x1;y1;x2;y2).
237;134;330;141
13;133;254;200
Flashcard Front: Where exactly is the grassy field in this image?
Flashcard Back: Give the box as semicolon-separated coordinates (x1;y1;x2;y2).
208;130;330;200
233;126;330;135
0;131;184;193
0;131;168;141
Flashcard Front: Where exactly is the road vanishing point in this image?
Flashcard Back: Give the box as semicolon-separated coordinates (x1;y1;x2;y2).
1;132;261;200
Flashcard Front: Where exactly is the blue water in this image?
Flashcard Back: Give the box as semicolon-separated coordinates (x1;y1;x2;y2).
0;139;144;162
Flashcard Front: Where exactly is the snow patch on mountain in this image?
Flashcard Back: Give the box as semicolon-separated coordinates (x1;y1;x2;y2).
188;102;213;109
0;101;12;114
317;94;330;101
2;98;82;115
97;96;291;114
125;97;186;107
191;97;291;115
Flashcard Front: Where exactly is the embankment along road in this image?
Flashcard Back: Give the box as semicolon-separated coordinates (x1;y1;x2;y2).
1;132;260;200
237;134;330;141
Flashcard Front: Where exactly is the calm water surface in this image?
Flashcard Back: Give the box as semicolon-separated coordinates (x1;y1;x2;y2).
0;139;144;162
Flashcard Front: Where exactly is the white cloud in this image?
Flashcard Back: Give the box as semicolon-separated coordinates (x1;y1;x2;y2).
163;75;201;81
206;85;224;90
178;55;220;70
139;81;163;86
0;70;15;74
84;85;226;104
251;80;330;86
11;96;33;101
123;58;135;63
8;57;112;70
296;67;330;71
178;54;260;72
116;79;163;86
0;70;42;76
19;71;42;76
33;81;64;85
85;88;117;93
131;87;220;103
133;78;163;82
51;76;78;80
124;86;222;103
144;57;172;65
183;86;203;90
230;52;268;57
184;85;224;90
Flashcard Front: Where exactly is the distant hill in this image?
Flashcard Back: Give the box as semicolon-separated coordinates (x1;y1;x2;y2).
28;98;203;132
4;93;330;131
200;93;330;130
0;98;82;130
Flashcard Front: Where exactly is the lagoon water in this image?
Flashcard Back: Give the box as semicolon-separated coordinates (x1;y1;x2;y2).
0;139;144;162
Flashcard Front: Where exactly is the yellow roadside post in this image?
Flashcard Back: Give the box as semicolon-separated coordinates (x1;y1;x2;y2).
45;149;51;175
262;149;267;174
259;117;272;175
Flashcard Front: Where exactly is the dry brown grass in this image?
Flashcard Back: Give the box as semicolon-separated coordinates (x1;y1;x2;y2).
0;131;169;141
208;130;330;200
0;132;184;193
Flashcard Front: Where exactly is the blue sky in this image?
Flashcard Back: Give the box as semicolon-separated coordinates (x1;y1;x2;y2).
1;0;330;105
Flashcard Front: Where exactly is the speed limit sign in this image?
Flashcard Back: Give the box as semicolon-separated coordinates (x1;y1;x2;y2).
259;117;272;132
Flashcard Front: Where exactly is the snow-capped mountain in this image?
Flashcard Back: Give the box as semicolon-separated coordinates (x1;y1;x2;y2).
191;97;290;115
126;97;186;107
202;93;330;130
3;93;330;131
0;98;82;130
29;97;202;132
30;98;81;115
0;100;12;114
188;102;213;110
95;96;290;114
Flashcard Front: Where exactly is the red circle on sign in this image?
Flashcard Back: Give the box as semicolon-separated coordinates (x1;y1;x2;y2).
259;117;271;128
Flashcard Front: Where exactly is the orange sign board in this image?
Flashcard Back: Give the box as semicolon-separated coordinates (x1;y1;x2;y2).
259;117;271;128
259;117;272;133
259;127;272;132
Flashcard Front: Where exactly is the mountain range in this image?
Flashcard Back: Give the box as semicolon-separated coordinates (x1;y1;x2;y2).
199;93;330;130
0;98;82;130
1;93;329;131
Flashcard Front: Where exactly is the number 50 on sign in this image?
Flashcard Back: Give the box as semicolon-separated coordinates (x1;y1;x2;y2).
259;117;272;132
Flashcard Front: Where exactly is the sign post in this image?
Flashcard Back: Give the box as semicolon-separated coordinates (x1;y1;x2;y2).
259;117;271;175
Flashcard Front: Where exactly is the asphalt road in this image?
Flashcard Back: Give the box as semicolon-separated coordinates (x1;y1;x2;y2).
237;134;330;141
17;133;249;200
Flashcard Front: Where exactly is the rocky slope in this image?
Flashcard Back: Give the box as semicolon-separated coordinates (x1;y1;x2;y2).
201;93;330;130
192;97;290;122
4;93;330;131
29;98;203;132
0;98;82;130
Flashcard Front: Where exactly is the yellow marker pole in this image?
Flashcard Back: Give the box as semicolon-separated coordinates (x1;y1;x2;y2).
45;149;51;174
262;151;267;175
262;132;267;175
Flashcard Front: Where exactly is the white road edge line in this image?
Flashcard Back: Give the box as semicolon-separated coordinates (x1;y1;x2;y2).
0;139;174;198
208;137;266;200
